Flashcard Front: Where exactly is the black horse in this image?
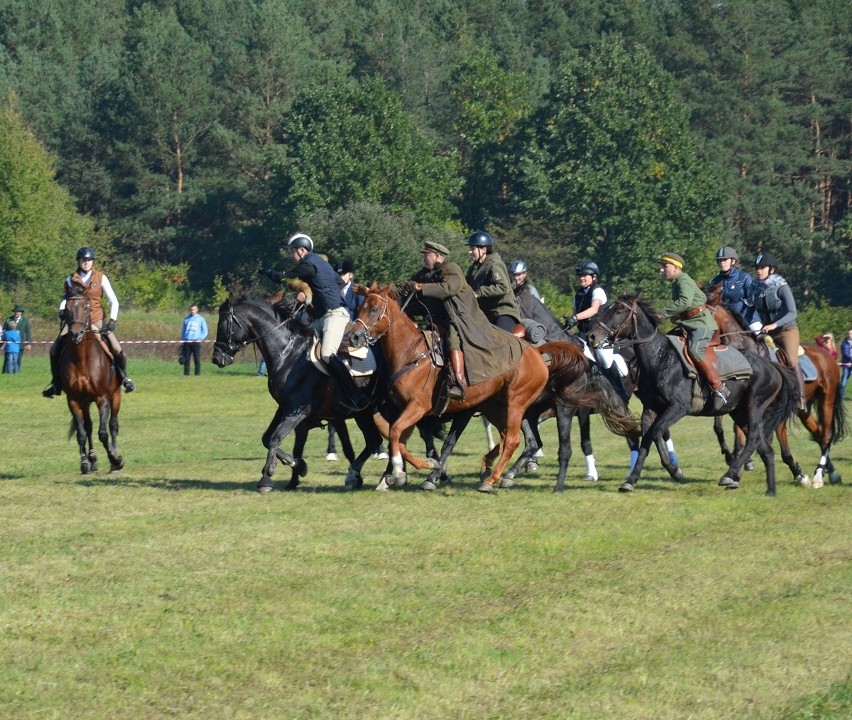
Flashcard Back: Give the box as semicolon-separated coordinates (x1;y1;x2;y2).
212;296;383;492
587;294;800;496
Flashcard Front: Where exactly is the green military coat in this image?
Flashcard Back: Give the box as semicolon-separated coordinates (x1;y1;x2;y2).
662;271;716;331
465;252;521;324
420;260;525;384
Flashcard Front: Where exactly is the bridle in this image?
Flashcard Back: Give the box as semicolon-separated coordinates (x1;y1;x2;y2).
594;297;658;348
352;288;416;346
213;299;292;359
64;292;91;343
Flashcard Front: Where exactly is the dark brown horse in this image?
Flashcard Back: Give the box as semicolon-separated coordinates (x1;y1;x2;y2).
60;282;124;474
351;283;555;493
705;284;846;486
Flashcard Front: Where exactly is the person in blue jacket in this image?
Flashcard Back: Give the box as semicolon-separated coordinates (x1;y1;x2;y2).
709;246;753;319
180;304;208;376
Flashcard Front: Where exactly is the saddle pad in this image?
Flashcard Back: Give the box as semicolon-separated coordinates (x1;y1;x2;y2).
798;352;817;382
664;335;752;381
308;337;377;377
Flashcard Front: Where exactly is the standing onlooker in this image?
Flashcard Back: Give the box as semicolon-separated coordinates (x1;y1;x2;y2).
180;304;208;376
815;332;838;360
841;329;852;399
2;320;22;374
3;305;32;368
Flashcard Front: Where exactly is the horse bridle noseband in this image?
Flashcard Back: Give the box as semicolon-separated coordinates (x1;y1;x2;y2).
352;288;416;346
595;297;657;347
214;300;292;358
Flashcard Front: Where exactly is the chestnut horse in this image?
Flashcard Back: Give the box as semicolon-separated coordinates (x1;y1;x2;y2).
350;283;552;493
60;282;124;474
705;284;845;486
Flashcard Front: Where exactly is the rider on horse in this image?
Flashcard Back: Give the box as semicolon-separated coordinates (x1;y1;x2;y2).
409;240;524;400
464;231;521;334
746;251;807;411
42;246;136;398
659;252;730;408
710;246;753;318
508;258;542;302
262;233;367;411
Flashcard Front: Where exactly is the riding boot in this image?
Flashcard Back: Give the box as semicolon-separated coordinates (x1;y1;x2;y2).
605;364;630;404
115;351;136;392
327;354;368;411
795;363;807;412
42;337;65;398
448;348;467;400
695;346;729;409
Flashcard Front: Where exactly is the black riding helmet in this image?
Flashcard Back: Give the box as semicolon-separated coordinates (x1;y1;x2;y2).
754;252;778;269
575;259;600;276
76;246;96;261
466;231;493;247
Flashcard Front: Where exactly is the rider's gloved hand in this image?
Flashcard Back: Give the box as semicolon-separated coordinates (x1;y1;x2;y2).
261;267;283;283
563;315;578;330
102;318;116;334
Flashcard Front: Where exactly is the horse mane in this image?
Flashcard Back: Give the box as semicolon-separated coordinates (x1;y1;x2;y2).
702;283;750;331
614;293;661;328
65;280;87;298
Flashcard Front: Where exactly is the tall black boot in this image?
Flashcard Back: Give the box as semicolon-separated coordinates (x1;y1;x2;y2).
42;336;66;398
795;363;807;412
115;351;136;392
327;355;368;411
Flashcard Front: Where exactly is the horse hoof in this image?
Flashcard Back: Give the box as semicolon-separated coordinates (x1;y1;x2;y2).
811;476;824;489
393;472;407;487
584;475;598;483
745;461;755;472
421;479;437;492
725;480;740;490
477;482;497;494
524;461;539;473
764;489;777;497
718;476;735;487
109;462;124;473
499;477;515;489
797;475;812;487
344;473;363;491
503;470;517;482
618;482;634;493
90;461;99;473
829;472;842;485
673;467;685;482
257;483;274;494
375;477;390;491
295;458;308;478
80;463;90;475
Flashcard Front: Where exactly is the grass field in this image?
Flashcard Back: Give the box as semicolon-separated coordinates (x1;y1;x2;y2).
1;357;849;719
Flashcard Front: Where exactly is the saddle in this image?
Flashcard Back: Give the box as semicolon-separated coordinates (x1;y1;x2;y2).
762;339;817;381
664;333;753;382
308;334;377;377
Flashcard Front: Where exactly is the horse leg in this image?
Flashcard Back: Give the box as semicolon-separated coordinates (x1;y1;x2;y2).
387;402;432;481
713;415;734;464
68;400;91;474
259;407;308;493
284;423;310;491
503;415;539;487
578;407;597;482
622;407;659;491
346;411;383;490
553;407;576;493
774;423;809;486
423;410;475;491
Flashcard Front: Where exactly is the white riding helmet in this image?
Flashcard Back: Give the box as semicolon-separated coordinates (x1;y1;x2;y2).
287;233;314;252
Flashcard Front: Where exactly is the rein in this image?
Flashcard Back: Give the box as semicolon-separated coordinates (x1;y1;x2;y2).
216;299;294;356
598;298;658;347
353;287;416;345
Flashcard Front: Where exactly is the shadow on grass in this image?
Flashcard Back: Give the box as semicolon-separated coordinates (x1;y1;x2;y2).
0;473;26;480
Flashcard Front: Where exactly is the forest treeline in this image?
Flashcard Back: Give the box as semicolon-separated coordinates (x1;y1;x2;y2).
0;0;850;317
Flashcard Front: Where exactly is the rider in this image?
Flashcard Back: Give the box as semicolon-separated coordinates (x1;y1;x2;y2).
659;252;730;408
262;233;367;411
465;231;521;333
42;246;136;398
709;246;753;318
746;251;806;411
507;259;542;301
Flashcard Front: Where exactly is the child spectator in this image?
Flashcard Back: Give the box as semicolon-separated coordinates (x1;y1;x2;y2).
2;320;22;374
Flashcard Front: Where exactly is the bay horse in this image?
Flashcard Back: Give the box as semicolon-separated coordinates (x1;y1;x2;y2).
61;282;124;474
705;284;846;487
587;294;800;495
212;295;384;492
351;284;631;492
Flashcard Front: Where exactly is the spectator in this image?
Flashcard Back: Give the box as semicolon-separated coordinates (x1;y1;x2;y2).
2;320;21;374
815;332;838;360
180;304;208;376
840;329;852;399
3;305;31;368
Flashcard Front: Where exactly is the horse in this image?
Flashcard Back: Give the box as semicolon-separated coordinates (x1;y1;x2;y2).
351;283;638;492
212;295;384;492
60;282;124;474
587;294;801;495
705;284;846;487
504;291;675;491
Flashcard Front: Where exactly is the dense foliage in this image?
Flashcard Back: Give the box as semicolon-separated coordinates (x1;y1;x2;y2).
0;0;849;314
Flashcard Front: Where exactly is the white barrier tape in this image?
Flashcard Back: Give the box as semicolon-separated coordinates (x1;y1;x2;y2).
25;339;213;345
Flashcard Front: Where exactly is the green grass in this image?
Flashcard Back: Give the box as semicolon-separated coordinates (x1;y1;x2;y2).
0;358;849;719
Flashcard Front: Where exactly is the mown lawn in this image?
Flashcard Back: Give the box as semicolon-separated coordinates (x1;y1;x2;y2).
0;358;849;720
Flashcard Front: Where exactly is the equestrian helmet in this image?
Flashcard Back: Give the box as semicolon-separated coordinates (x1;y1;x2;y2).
508;259;528;275
575;259;600;276
76;246;96;261
466;231;493;247
715;246;739;261
754;252;778;269
287;233;313;252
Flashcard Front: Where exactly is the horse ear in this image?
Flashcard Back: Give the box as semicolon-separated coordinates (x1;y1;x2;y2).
353;283;369;297
369;280;379;292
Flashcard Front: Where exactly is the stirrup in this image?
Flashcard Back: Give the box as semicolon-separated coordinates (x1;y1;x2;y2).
712;384;730;407
448;384;466;400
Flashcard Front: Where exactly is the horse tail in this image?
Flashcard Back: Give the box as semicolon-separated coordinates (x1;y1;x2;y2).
831;383;848;442
543;342;640;439
763;364;800;440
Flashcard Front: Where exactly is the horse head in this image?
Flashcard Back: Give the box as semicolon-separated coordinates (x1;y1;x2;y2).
350;284;399;349
587;294;659;349
212;296;253;366
64;282;91;344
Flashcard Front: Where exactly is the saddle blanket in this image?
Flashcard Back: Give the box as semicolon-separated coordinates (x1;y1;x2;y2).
665;335;753;381
309;337;378;377
763;344;817;381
